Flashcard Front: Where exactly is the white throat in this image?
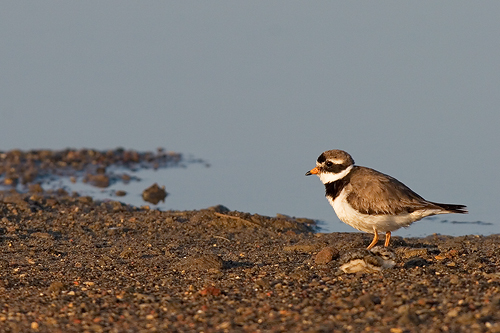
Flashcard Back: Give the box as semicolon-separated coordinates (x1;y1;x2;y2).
318;165;353;184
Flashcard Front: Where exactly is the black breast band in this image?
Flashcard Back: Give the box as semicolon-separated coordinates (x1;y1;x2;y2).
324;171;352;200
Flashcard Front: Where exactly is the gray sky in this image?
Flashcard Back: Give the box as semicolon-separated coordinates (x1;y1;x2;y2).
1;2;499;234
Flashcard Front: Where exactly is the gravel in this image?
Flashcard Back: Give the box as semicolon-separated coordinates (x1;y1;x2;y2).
0;148;498;332
0;190;499;332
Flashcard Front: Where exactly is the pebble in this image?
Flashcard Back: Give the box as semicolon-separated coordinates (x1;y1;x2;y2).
142;183;168;204
85;174;110;188
47;281;65;294
174;253;224;273
315;246;339;265
403;257;430;269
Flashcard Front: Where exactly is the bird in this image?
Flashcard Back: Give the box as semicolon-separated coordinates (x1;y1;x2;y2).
306;149;467;249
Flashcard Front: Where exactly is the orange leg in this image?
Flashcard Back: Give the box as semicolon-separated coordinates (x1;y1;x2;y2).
367;229;379;250
384;231;391;247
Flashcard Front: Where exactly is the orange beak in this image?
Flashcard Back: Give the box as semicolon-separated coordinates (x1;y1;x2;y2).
305;167;320;176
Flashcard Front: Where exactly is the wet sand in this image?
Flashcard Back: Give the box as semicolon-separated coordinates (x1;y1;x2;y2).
0;149;499;332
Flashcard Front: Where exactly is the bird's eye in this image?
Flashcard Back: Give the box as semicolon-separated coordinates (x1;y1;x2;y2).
325;161;333;167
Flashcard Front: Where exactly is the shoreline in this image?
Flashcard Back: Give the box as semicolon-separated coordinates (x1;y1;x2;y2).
0;190;499;332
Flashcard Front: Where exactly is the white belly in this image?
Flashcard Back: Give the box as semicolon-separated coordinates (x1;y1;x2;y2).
327;189;443;234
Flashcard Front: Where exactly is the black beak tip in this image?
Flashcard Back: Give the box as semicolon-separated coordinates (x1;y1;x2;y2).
305;171;312;176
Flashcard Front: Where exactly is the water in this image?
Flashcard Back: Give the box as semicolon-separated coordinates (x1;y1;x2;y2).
0;2;498;237
19;161;496;238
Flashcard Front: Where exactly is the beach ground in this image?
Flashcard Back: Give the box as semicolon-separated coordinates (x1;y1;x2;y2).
0;190;499;333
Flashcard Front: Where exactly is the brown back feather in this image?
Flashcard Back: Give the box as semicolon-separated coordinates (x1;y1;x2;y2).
345;166;437;215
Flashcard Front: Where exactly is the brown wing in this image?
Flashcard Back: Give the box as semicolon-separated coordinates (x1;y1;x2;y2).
346;167;436;215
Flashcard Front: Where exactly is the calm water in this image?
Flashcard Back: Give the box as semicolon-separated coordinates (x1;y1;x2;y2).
0;2;499;237
27;162;497;238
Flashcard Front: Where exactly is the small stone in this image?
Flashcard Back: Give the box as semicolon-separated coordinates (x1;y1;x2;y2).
218;322;231;329
29;194;44;202
199;286;221;296
449;275;460;284
142;183;168;204
447;308;460;317
315;246;339;265
48;281;65;294
390;329;403;333
85;174;110;188
78;196;93;204
28;183;44;193
404;257;430;269
397;247;428;259
122;174;131;182
355;293;376;308
175;253;224;273
4;177;17;186
56;188;68;196
208;205;230;213
45;198;58;207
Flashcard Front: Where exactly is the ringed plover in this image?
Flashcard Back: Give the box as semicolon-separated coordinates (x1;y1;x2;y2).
306;150;467;249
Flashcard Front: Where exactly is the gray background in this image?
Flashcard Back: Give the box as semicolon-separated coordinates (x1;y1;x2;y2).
1;2;499;235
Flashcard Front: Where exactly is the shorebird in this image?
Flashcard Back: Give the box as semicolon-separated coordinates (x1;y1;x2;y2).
306;149;467;249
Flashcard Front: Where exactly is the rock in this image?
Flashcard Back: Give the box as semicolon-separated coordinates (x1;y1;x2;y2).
4;177;18;186
396;247;429;259
47;281;65;294
199;286;222;296
174;253;224;273
142;183;168;204
404;257;430;269
315;246;339;265
85;174;110;188
207;205;230;213
339;247;395;274
28;183;44;193
355;293;377;308
78;196;93;204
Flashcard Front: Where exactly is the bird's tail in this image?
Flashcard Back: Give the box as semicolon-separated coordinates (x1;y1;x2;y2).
432;203;468;214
